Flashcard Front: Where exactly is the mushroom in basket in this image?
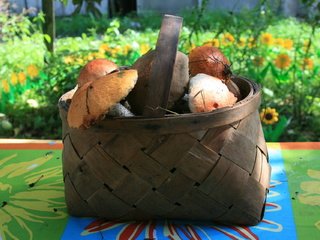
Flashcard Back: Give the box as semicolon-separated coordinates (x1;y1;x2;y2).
186;45;240;113
127;50;189;115
188;74;238;113
67;59;138;129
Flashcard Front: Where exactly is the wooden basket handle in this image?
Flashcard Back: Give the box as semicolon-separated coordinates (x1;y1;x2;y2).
143;14;183;117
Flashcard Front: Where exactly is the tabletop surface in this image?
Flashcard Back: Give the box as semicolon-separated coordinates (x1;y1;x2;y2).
0;139;319;240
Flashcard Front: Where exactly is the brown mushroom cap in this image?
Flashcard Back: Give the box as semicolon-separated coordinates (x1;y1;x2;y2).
127;50;189;115
67;81;93;128
67;69;138;128
77;58;118;87
189;45;231;82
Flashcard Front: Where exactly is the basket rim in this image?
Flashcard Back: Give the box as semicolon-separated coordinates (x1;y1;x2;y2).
59;76;261;134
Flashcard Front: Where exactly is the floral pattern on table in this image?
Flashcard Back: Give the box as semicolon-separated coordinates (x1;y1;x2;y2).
0;151;67;240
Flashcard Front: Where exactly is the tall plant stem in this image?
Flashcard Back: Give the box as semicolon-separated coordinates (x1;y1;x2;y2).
188;0;209;46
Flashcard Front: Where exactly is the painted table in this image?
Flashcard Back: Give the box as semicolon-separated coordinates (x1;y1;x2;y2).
0;139;319;240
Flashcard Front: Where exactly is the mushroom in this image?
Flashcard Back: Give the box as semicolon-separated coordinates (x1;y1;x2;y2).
67;69;138;128
77;58;118;87
188;45;232;82
188;73;237;113
58;85;78;111
67;81;92;128
127;50;189;115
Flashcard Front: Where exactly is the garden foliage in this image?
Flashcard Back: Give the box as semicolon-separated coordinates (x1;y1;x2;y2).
0;1;319;141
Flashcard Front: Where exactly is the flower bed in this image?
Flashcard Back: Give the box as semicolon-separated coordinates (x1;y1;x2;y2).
0;9;319;141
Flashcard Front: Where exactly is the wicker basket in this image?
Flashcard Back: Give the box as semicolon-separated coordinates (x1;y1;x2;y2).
58;15;271;226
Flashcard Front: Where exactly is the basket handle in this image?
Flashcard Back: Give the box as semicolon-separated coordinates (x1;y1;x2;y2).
143;14;183;117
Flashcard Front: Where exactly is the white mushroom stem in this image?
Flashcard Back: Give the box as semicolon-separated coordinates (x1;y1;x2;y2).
188;73;237;113
108;103;135;117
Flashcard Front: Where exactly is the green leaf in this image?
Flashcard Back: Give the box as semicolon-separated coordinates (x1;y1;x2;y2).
260;63;271;79
44;34;51;43
270;116;290;142
270;64;280;80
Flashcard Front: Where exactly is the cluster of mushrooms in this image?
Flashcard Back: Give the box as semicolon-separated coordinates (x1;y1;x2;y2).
67;45;240;129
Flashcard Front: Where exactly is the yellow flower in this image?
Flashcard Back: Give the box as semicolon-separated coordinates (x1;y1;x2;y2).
123;44;132;55
260;33;274;45
252;56;264;67
27;65;39;78
92;51;106;59
99;43;111;53
221;32;235;45
274;38;284;46
1;79;10;93
10;73;18;85
108;45;122;57
260;107;279;125
302;58;314;70
63;56;74;64
18;72;26;85
282;39;293;50
203;38;220;48
237;37;246;47
85;53;95;61
212;38;220;47
247;37;256;48
140;43;150;55
76;58;84;65
275;53;291;69
186;43;196;53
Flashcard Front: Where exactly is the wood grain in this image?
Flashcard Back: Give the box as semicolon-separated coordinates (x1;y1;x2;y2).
143;15;183;117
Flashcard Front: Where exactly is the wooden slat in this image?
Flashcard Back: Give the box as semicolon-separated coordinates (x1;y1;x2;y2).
129;150;169;187
179;188;227;218
198;156;230;194
217;206;260;226
260;153;272;187
208;162;249;207
119;208;153;221
200;125;234;153
87;187;133;218
176;142;220;182
157;171;194;202
236;177;267;218
113;173;152;205
64;174;95;217
69;128;111;158
101;134;143;165
150;134;196;168
62;135;82;178
165;203;217;220
69;161;102;200
236;111;260;142
251;147;263;181
91;88;261;135
143;15;183;117
220;129;257;172
136;191;175;216
83;145;129;190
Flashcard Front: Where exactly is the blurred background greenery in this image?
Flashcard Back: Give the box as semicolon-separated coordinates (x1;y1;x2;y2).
0;0;319;141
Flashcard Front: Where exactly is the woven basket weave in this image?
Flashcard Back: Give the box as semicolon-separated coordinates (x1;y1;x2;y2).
58;15;271;226
59;76;270;226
